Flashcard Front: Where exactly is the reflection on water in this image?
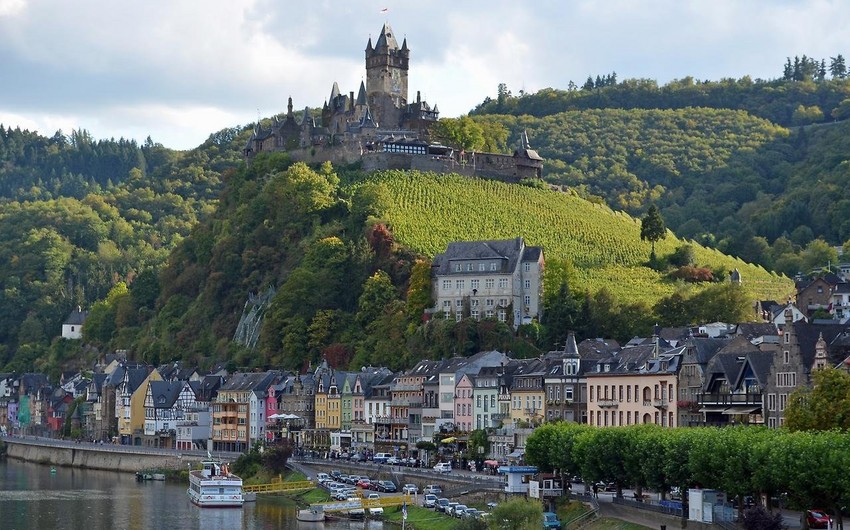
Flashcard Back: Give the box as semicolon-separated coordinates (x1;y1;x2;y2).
0;459;387;530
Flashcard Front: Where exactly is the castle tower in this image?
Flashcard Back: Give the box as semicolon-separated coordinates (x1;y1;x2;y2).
365;23;409;128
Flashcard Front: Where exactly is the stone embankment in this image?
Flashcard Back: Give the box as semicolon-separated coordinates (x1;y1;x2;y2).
3;436;205;473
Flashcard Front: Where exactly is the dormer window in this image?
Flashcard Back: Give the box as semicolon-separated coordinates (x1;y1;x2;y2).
604;364;610;372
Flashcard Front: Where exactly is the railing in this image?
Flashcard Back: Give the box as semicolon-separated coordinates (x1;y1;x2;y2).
697;392;762;406
596;400;618;408
653;399;669;409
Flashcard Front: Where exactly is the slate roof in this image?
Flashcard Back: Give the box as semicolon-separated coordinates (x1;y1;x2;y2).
792;321;850;368
432;237;540;276
685;337;731;364
577;338;620;359
374;22;400;51
148;380;184;409
736;322;778;339
64;309;88;326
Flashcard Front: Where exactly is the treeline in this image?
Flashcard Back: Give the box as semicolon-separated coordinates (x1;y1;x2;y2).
525;421;850;521
473;76;850;128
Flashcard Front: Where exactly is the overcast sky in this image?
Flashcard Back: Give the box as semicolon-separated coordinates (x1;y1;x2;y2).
1;0;847;150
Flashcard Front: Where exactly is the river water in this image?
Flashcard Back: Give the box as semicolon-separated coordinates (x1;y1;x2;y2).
0;459;388;530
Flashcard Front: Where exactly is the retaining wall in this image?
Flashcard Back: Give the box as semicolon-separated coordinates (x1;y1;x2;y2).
3;438;191;473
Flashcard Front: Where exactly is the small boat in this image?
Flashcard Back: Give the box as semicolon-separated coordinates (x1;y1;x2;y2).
135;472;153;481
50;467;57;474
296;506;325;522
187;460;243;508
151;473;166;481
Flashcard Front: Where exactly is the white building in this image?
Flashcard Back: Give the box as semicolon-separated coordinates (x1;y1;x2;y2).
61;307;88;339
431;237;544;329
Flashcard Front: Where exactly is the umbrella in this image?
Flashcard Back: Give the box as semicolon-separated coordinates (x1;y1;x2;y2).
484;460;499;466
268;413;285;420
440;437;456;444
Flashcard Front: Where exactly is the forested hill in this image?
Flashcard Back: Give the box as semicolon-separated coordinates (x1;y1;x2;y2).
461;78;850;277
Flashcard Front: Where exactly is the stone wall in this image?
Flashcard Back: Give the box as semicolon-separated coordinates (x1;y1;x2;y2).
4;438;196;473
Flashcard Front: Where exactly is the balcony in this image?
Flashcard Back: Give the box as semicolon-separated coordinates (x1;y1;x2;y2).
597;399;618;409
392;384;422;392
490;413;508;420
653;399;669;409
698;391;762;407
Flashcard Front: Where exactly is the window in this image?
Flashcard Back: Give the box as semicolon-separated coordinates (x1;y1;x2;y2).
456;280;465;289
455;264;461;272
524;279;531;289
479;263;486;271
499;278;508;289
442;280;451;290
477;396;481;408
467;263;473;271
776;372;797;387
783;350;789;364
497;310;506;322
471;299;479;307
490;262;497;271
499;298;508;307
443;300;451;309
767;393;776;411
485;310;493;318
485;278;494;289
524;262;531;272
486;298;494;307
565;386;573;400
471;309;479;319
524;295;531;306
471;279;479;290
456;299;463;307
778;393;788;411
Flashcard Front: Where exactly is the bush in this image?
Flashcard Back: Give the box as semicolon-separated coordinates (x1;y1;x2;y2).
741;505;786;530
670;265;714;282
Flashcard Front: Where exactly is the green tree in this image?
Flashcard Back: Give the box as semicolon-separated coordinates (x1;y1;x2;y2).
355;270;397;327
800;238;838;274
433;116;486;151
785;368;850;432
640;205;666;261
832;98;850;120
467;429;490;461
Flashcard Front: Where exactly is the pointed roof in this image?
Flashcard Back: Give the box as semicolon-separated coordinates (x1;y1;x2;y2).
365;36;373;52
356;81;367;106
401;37;408;51
360;107;377;128
374;23;399;51
329;82;341;101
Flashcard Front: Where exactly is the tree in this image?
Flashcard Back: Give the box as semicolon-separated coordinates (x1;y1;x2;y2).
640;205;666;261
832;98;850;121
830;54;847;79
741;506;786;530
262;439;293;474
785;368;850;432
467;429;489;461
432;116;485;151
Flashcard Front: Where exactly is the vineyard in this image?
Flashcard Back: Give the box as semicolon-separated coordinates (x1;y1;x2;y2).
369;170;793;305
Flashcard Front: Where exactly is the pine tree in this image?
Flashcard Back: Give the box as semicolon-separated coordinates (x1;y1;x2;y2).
830;54;847;79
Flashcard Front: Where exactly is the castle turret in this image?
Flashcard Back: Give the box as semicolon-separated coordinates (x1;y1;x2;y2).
365;22;408;127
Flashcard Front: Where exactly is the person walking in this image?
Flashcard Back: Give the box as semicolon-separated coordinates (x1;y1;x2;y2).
592;483;599;498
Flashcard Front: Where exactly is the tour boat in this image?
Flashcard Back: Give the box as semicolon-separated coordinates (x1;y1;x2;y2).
187;460;244;508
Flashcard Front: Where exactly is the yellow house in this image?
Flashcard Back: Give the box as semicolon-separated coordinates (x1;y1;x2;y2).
116;365;160;445
509;359;546;426
586;343;683;428
326;372;342;431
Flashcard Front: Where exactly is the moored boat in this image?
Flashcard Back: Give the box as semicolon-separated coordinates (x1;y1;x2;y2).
187;460;244;508
296;506;325;522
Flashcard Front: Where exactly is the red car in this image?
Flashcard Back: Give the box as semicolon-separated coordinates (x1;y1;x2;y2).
356;478;371;489
806;509;831;529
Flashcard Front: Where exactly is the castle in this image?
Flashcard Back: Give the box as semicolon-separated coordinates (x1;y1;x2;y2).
244;23;543;182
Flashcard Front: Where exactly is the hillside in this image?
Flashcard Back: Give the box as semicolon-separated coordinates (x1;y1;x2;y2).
368;170;792;304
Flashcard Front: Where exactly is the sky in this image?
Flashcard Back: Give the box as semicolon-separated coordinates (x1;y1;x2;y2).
1;0;848;150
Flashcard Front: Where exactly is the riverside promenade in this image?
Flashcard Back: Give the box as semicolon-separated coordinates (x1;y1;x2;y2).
1;435;241;473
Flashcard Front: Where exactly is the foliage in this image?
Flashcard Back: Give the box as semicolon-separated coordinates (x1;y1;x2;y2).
785;368;850;431
262;439;293;475
741;506;787;530
488;498;544;530
640;205;666;260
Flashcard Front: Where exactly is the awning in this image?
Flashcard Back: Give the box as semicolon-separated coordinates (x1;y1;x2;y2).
722;406;759;415
440;437;456;444
698;407;727;413
483;460;500;466
506;450;524;458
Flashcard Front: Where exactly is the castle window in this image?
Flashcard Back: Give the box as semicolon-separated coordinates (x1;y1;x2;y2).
455;264;461;272
442;280;451;290
524;279;531;290
499;278;508;289
485;278;494;289
471;279;479;290
467;264;473;271
490;263;497;271
456;280;465;289
479;263;486;271
524;262;531;272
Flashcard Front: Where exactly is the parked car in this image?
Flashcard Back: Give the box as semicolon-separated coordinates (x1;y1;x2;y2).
805;510;832;529
387;456;401;465
423;494;438;508
435;498;450;512
376;480;397;493
373;452;391;464
356;478;371;489
423;484;443;495
351;452;367;462
316;472;330;485
433;462;452;473
450;504;468;518
402;483;418;495
543;511;562;529
462;508;481;520
367;493;384;517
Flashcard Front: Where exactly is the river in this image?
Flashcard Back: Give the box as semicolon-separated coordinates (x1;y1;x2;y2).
0;459;388;530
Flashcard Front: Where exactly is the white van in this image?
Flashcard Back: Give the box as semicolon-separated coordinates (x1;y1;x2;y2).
433;462;452;473
373;453;392;464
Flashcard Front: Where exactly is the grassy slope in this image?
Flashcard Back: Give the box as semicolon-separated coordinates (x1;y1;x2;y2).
372;170;792;305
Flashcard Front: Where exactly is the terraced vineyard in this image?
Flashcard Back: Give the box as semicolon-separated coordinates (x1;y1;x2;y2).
370;170;793;304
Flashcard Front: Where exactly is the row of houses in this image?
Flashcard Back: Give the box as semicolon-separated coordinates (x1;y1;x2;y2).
3;312;847;459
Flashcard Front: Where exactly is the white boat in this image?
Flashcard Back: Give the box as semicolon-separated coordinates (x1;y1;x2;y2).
296;506;325;522
187;460;244;508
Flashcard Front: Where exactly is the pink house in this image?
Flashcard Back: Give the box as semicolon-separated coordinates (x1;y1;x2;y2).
455;374;473;433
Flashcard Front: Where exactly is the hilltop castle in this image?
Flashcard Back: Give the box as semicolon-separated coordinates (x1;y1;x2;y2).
244;23;543;182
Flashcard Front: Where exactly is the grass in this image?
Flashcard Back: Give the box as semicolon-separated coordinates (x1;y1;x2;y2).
383;504;459;530
585;517;653;530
